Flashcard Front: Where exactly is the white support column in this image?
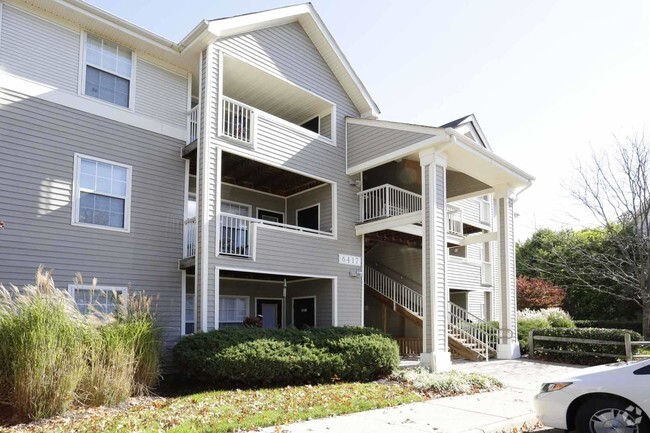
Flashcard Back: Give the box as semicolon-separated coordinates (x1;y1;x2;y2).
494;186;520;359
419;150;452;372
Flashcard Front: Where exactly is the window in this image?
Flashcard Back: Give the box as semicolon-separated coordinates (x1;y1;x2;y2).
184;275;195;335
296;204;320;231
68;285;126;315
448;245;467;258
84;34;133;108
73;154;132;231
219;296;249;325
257;209;284;223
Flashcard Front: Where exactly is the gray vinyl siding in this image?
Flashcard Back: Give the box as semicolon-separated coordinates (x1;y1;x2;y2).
286;185;332;231
219;279;283;325
347;123;434;170
222;184;285;218
453;197;491;229
320;114;331;139
365;244;422;292
467;290;486;320
0;88;185;348
206;24;363;328
448;259;482;291
0;4;79;92
218;278;333;328
216;22;351;114
135;59;188;128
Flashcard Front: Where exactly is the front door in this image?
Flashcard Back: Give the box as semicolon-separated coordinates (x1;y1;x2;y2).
293;297;315;329
256;299;282;329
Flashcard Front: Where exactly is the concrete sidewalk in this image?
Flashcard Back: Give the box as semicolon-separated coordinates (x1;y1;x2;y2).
258;359;583;433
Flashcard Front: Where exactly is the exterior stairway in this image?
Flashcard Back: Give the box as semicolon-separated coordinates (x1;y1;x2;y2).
364;265;500;361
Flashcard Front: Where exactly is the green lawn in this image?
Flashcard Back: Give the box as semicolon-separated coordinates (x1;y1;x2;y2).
4;383;423;433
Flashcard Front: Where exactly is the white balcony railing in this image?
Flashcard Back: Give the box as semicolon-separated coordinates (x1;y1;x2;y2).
183;217;196;258
221;97;254;144
365;266;422;317
220;214;252;257
447;205;463;236
188;105;199;144
358;184;422;223
479;197;491;224
218;212;333;258
481;261;493;286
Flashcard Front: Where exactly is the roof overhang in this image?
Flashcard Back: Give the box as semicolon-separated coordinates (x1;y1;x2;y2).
205;3;380;118
346;118;534;191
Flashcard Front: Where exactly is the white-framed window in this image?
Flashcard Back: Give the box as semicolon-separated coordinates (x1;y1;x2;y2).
219;295;249;324
448;245;467;258
68;284;127;315
82;33;134;108
184;274;195;335
72;153;132;232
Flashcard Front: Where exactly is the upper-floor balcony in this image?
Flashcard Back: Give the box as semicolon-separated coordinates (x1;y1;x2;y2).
218;54;336;147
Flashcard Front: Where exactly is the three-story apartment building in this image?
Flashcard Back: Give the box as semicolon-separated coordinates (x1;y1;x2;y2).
0;0;533;371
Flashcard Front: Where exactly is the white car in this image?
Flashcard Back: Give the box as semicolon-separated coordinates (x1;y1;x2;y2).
534;359;650;432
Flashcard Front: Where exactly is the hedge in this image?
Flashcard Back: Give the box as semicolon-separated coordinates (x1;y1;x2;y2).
529;327;643;361
574;320;643;334
173;327;399;387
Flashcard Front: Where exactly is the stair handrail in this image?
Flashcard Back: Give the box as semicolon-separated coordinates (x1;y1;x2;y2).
369;261;422;292
448;301;501;361
365;266;422;317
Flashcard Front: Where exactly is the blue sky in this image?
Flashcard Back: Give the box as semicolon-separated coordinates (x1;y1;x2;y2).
87;0;650;241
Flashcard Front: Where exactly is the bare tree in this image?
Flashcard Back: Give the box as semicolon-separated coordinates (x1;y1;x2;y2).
569;135;650;338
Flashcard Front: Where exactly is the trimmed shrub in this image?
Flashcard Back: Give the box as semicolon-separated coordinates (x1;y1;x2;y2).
574;320;643;334
546;310;575;328
518;317;550;354
173;327;399;387
529;327;643;362
0;270;87;420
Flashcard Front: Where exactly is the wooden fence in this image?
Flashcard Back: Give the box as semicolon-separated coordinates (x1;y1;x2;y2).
529;331;650;361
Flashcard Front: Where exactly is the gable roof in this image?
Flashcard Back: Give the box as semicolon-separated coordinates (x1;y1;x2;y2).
203;4;380;118
26;1;379;118
439;114;492;151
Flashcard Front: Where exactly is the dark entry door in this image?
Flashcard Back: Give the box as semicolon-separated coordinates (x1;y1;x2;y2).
293;297;315;329
256;299;282;329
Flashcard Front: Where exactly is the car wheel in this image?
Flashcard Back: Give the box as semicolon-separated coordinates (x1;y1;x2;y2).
576;396;648;433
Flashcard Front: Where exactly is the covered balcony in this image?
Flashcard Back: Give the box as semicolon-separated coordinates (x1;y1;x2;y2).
218;152;334;259
218;55;336;147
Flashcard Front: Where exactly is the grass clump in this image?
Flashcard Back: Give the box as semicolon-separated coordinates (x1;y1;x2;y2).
0;268;161;422
391;368;503;397
0;269;88;421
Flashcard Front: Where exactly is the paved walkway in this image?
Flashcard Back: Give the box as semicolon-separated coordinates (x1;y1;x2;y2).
258;359;583;433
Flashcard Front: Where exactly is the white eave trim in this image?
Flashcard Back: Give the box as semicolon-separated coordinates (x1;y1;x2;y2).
206;4;380;118
445;128;535;186
347;117;446;136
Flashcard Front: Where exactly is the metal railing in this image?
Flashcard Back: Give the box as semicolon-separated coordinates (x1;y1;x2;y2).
358;184;422;223
365;266;422;317
447;205;463;236
480;262;493;286
219;214;252;257
183;217;196;258
188;106;199;143
221;97;253;144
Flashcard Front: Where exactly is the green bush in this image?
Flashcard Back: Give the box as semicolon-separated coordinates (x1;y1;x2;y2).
574;320;643;334
173;327;399;387
0;271;87;420
518;317;551;354
546;310;575;328
529;327;643;361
